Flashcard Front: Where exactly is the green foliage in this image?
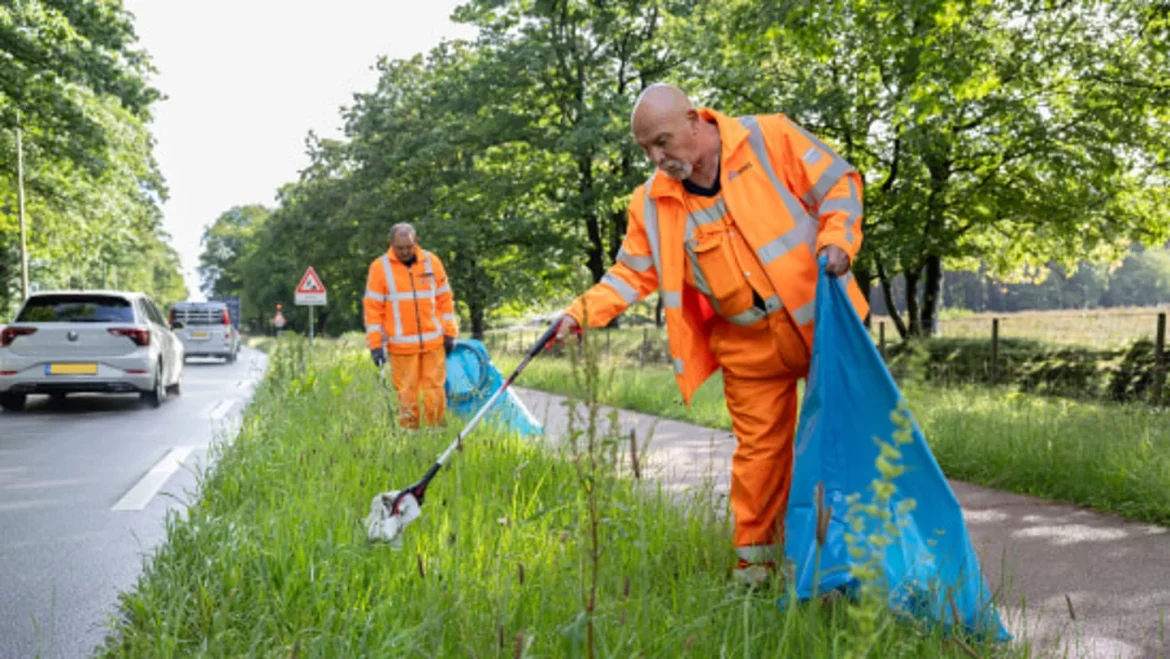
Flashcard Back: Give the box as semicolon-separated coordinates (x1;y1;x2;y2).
681;0;1170;335
0;0;182;319
196;0;1169;339
199;1;697;337
197;205;271;325
1109;338;1170;404
0;0;160;171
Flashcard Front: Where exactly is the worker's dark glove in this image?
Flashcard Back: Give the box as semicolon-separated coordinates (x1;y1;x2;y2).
370;347;386;367
443;335;455;355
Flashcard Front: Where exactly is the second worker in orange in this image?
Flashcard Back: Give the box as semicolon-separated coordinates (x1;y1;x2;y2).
364;223;459;429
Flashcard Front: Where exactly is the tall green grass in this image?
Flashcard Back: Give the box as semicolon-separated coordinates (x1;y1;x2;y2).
96;336;1010;657
496;355;1170;527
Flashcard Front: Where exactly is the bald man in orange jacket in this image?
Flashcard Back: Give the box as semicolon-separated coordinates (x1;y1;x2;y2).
556;84;869;587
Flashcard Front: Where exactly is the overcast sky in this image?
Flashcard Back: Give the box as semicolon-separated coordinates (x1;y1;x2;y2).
122;1;477;299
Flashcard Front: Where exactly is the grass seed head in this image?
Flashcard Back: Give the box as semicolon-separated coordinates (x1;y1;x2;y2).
513;629;525;659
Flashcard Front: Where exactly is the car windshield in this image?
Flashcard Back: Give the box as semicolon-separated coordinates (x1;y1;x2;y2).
16;295;136;323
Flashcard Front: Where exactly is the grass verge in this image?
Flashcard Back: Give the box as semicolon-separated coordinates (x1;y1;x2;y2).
495;354;1170;527
96;335;1007;657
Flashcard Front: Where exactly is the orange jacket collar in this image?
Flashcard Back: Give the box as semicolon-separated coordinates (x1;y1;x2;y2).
648;107;751;201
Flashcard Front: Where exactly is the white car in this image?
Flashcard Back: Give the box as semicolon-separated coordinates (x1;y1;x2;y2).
168;301;240;363
0;290;185;412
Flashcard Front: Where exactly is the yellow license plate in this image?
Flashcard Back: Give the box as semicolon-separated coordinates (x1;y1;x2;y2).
191;331;209;338
48;363;98;375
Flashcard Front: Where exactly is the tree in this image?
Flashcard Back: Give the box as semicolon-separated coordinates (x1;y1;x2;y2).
0;0;178;318
198;207;270;292
453;0;685;287
677;0;1170;337
0;0;160;172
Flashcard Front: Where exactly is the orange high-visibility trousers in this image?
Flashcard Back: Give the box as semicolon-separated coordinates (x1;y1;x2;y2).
389;349;447;429
709;310;811;564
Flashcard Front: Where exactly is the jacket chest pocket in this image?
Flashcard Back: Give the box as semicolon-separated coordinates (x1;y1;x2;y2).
688;232;749;305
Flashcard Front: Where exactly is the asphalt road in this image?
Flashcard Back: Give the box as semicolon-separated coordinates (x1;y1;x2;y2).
0;347;268;659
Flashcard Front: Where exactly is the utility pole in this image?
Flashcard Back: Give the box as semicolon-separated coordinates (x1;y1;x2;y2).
16;108;29;300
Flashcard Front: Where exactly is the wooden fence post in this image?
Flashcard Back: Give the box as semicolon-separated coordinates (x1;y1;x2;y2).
990;318;1000;385
641;327;648;366
1154;312;1166;407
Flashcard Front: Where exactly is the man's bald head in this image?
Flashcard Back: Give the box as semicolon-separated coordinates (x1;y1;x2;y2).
629;83;715;182
630;83;694;131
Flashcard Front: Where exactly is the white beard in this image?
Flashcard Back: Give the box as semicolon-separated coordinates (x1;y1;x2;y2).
660;159;693;181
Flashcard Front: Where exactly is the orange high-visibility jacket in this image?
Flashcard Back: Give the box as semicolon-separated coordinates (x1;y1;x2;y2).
566;108;870;405
364;247;458;355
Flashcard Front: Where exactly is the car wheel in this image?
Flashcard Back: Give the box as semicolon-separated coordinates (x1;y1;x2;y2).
141;364;164;408
0;393;26;412
169;361;183;396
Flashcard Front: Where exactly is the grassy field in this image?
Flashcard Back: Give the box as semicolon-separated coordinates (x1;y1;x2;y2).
97;336;1011;658
494;353;1170;527
923;307;1167;349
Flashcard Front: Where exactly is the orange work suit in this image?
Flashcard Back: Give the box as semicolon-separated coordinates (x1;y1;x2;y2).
566;108;869;564
364;246;459;428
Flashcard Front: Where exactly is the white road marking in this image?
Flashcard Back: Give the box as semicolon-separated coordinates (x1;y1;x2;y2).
209;399;231;421
111;446;195;511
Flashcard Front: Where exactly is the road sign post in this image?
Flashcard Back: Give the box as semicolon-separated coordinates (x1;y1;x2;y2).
273;305;286;337
295;267;327;347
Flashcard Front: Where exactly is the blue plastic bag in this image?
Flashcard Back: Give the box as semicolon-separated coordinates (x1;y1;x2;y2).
782;259;1010;641
444;338;544;437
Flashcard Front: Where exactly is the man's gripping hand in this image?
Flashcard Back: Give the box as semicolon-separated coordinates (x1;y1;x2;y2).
820;245;851;276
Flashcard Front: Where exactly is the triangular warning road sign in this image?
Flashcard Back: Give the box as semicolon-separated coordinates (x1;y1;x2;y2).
296;267;326;294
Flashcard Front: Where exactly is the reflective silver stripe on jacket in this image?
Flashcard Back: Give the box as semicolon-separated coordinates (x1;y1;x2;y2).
738;116;819;267
616;247;653;272
601;272;639;304
423;254;442;336
381;255;404;337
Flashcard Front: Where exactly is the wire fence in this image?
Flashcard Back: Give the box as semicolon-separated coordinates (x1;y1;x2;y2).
484;309;1169;407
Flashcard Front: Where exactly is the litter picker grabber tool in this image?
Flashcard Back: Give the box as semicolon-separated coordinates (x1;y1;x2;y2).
365;318;573;545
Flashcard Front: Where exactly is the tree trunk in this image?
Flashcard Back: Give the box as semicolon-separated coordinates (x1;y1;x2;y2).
904;267;922;336
579;154;605;283
920;254;942;336
876;259;908;339
655;294;664;328
607;151;631;266
470;298;486;340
